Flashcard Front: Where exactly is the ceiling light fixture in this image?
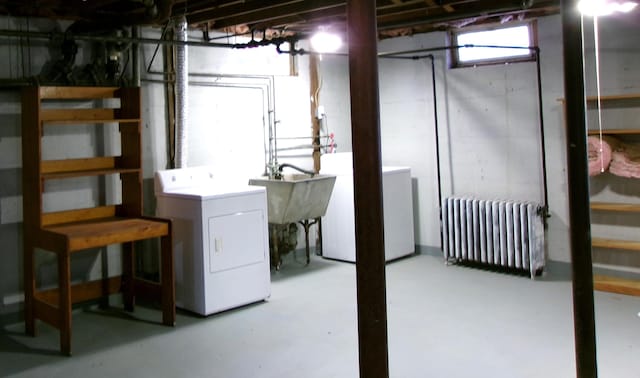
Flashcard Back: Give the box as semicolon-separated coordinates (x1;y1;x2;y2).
578;0;638;16
310;30;342;53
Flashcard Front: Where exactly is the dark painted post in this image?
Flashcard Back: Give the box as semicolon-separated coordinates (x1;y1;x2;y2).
346;0;390;377
561;1;598;377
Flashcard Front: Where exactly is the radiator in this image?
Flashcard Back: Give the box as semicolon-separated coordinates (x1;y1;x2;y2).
441;197;545;278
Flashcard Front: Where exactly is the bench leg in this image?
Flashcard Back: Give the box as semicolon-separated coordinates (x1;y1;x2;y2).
122;242;135;312
58;253;72;356
24;239;36;337
161;233;175;326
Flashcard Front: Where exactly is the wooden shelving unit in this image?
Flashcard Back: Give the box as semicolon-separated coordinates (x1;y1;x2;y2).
21;86;175;355
588;94;640;295
561;93;640;296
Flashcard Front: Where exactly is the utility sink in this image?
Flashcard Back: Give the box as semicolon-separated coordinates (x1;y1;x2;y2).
248;174;337;225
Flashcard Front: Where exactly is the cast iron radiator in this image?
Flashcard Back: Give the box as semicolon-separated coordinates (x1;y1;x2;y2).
441;196;545;279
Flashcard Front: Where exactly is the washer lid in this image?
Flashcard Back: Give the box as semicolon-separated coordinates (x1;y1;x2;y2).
157;183;266;200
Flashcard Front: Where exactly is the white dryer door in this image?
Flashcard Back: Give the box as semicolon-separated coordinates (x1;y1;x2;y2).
208;210;267;273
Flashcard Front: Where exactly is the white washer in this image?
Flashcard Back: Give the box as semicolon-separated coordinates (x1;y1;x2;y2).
154;166;270;316
321;153;415;262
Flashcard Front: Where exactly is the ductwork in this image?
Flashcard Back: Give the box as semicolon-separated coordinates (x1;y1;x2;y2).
175;16;188;168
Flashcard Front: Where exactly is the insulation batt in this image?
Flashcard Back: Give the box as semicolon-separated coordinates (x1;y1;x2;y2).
587;135;620;176
610;142;640;178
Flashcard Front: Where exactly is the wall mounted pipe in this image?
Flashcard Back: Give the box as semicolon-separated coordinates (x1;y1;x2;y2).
188;79;272;173
534;47;550;224
175;16;188;168
187;72;277;175
132;26;141;86
376;45;550;225
0;28;296;49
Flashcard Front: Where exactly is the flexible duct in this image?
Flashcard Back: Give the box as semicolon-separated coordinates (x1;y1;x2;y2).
175;16;188;168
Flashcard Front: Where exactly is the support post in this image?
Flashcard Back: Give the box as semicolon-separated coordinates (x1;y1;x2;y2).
347;1;389;377
561;1;598;377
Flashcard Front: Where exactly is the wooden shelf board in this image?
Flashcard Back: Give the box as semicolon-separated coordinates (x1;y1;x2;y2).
42;167;140;180
39;86;120;100
42;118;140;125
594;274;640;296
592;238;640;251
585;94;640;101
587;129;640;135
590;202;640;212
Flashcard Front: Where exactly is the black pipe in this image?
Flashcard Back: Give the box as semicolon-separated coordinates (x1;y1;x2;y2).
427;54;444;251
0;28;299;50
277;163;315;177
534;47;550;222
561;1;598;377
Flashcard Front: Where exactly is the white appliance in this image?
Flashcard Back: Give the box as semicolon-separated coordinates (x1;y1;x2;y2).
154;166;270;316
321;153;415;262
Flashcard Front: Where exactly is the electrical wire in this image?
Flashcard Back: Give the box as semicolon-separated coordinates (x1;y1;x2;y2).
593;16;606;173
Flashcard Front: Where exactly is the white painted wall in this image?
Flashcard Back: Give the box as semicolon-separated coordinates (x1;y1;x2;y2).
317;14;640;266
1;13;639;316
0;22;310;315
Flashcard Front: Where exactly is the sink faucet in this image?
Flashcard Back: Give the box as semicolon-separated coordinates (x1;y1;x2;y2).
277;163;316;178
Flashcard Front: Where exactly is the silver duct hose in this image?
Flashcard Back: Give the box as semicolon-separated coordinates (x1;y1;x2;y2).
175;16;188;168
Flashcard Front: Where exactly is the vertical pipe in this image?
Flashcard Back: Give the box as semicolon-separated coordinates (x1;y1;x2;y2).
175;16;189;168
429;55;444;250
534;48;550;219
310;53;321;173
561;1;598;377
347;0;389;377
132;26;141;87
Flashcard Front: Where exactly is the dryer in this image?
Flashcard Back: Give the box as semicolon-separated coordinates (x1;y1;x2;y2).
155;166;270;316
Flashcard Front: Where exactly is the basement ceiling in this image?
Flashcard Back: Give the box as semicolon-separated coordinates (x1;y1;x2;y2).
0;0;561;39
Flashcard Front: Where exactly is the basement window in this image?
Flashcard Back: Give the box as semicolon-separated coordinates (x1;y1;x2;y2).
449;22;537;67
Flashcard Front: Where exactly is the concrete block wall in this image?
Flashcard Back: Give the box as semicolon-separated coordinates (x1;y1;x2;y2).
0;22;311;317
317;14;640;267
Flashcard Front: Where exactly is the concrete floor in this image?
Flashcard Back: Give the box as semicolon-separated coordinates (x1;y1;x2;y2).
1;251;639;378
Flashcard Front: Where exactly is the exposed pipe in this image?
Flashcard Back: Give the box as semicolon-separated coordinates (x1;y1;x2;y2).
277;163;316;177
188;79;273;173
132;26;141;86
534;47;550;224
0;28;298;49
428;55;444;251
560;0;598;376
175;16;188;168
187;72;277;176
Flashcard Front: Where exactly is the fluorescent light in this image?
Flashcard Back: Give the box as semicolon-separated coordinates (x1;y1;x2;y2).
578;0;638;16
310;31;342;53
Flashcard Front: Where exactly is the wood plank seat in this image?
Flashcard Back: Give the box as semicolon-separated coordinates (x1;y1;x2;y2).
22;86;175;356
24;216;174;356
42;217;169;251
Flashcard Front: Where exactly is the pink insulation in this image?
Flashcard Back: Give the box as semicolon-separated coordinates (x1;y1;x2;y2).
587;135;619;176
609;143;640;178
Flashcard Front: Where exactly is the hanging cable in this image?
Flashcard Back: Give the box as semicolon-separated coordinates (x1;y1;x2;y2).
593;16;606;173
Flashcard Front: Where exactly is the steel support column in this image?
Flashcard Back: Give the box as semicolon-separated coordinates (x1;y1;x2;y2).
347;0;389;377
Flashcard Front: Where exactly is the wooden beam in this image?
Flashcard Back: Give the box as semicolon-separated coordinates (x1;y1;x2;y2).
561;0;598;377
347;0;389;377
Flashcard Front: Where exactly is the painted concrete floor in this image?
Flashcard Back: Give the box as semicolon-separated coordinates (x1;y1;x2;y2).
1;252;639;378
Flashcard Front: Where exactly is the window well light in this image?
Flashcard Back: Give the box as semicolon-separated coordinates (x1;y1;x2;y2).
578;0;638;16
310;31;342;53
